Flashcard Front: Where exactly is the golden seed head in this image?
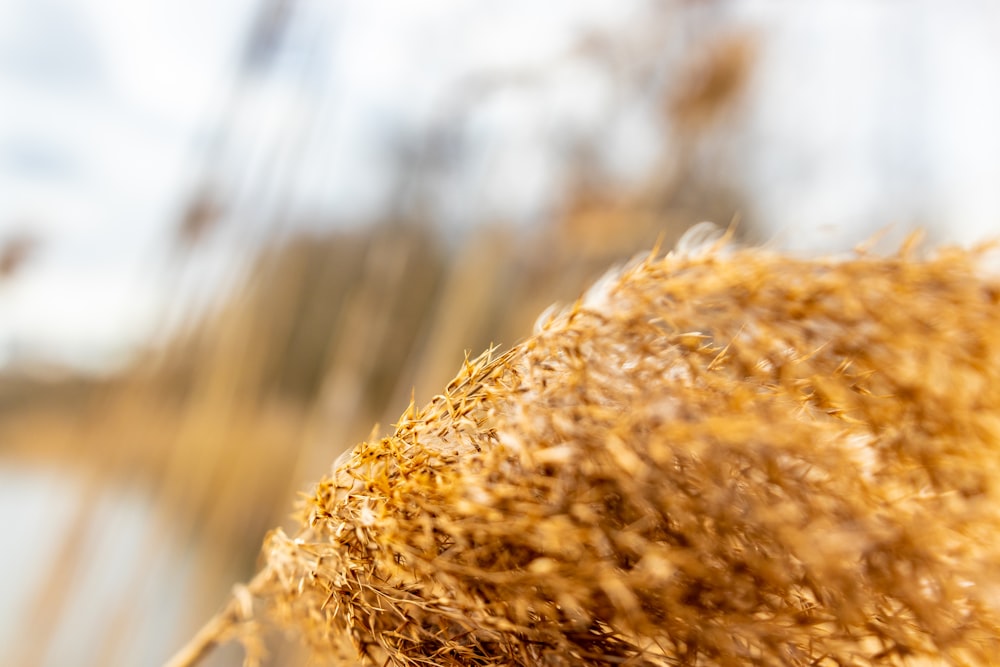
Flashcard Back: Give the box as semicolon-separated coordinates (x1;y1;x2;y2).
258;237;1000;666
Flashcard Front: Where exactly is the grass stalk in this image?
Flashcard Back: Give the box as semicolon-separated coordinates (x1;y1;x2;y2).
164;571;268;667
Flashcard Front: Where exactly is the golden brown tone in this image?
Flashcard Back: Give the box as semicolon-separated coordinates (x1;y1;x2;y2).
177;233;1000;666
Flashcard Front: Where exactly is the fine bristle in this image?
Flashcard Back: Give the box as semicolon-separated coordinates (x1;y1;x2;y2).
253;240;1000;665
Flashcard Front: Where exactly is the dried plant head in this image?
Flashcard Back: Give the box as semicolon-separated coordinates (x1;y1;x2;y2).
669;32;756;131
172;229;1000;666
0;231;38;281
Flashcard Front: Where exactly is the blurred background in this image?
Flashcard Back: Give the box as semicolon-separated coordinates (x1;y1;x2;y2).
1;1;1000;665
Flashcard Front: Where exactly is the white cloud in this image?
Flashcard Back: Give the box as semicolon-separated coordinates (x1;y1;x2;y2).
733;0;1000;249
80;0;252;126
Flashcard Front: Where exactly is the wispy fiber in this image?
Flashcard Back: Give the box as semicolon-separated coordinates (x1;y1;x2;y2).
177;235;1000;666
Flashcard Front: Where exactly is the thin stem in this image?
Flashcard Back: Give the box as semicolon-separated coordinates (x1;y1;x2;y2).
164;570;269;667
164;598;242;667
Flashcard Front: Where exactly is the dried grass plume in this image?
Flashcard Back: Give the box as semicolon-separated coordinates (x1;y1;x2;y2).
171;229;1000;666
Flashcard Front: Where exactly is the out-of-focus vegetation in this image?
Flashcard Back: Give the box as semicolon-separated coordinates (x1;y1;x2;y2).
0;5;757;666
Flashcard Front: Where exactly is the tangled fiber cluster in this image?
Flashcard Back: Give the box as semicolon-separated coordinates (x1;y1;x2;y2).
259;234;1000;666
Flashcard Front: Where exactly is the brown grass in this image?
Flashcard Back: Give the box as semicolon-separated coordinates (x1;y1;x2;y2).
171;231;1000;666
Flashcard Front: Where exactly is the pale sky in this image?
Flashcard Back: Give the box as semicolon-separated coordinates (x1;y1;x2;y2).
733;0;1000;250
0;0;646;369
2;0;1000;370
